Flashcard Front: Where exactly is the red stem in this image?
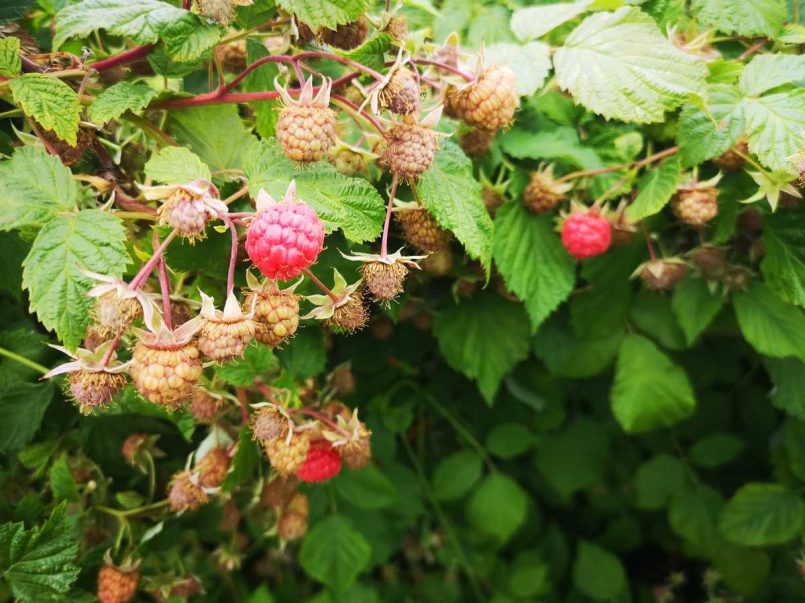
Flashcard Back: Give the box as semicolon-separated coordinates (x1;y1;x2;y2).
90;44;155;72
412;58;473;82
224;217;239;296
154;231;173;330
237;388;249;425
287;407;350;437
303;269;340;303
100;326;127;367
222;54;297;93
380;175;399;259
130;229;178;289
296;50;385;81
641;222;657;262
331;93;385;136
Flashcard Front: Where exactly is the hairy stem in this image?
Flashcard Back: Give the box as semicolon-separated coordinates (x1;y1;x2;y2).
380;175;400;259
412;58;474;82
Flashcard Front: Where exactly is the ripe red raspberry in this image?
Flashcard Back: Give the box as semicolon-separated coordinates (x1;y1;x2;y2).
297;440;342;482
446;64;519;131
97;563;139;603
246;184;325;281
561;208;612;260
275;76;337;162
321;17;368;50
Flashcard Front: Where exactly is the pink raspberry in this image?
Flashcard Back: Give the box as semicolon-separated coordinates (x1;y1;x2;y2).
246;193;325;281
561;209;612;260
297;440;342;483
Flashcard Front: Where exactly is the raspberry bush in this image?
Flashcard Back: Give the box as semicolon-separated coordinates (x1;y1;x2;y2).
0;1;804;602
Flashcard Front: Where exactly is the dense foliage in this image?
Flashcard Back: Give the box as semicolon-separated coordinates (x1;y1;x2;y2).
0;0;804;602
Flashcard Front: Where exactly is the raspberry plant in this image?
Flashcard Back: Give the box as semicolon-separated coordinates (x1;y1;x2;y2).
0;0;804;602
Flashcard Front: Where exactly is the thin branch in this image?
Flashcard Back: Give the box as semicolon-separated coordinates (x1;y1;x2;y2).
303;268;340;303
557;146;679;183
154;230;173;330
89;44;155;72
380;175;399;259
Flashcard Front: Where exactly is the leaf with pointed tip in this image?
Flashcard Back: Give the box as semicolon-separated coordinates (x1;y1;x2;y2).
733;282;805;359
742;88;805;173
678;84;745;167
276;0;374;29
761;204;805;308
9;74;81;145
144;146;212;184
627;155;682;220
0;37;21;76
88;82;158;124
690;0;786;38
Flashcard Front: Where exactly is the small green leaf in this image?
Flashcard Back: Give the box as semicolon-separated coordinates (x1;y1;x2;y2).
22;210;130;349
244;139;385;243
88;82;157;124
466;473;528;544
9;74;81;145
222;427;259;491
499;126;603;168
761;203;805;308
276;0;374;29
244;39;280;139
690;434;744;468
433;293;530;404
554;7;707;123
275;328;326;378
431;449;482;501
627;156;681;221
534;318;623;378
765;357;805;419
493;203;575;331
55;0;187;48
0;36;21;77
334;466;398;509
335;33;392;72
671;276;724;344
49;455;79;502
160;13;222;62
572;541;629;603
299;515;371;592
0;146;78;231
719;483;804;546
742;88;805;173
485;423;535;459
690;0;786;38
144;146;212;184
217;343;276;386
634;454;688;510
610;334;696;433
418;142;494;272
536;419;609;500
0;382;54;453
669;484;723;550
733;282;805;360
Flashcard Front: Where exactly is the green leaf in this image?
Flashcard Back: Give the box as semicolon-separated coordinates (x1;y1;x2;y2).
244;39;280;139
276;0;374;29
499;126;603;168
485;423;535;459
742;88;805;173
466;473;528;544
484;41;551;96
762;198;805;307
170;104;257;175
534;318;623;378
536;418;608;500
0;36;21;77
627;156;681;221
0;146;78;231
161;13;222;62
217;343;276;386
765;357;805;419
629;292;687;351
144;146;212;184
222;427;259;491
0;0;34;22
678;84;745;167
9;74;81;145
418;142;494;271
334;466;398;509
275;328;326;378
22;210;130;349
0;328;49;388
88;82;157;124
690;0;786;38
739;54;805;97
783;419;805;482
610;334;696;433
635;454;688;510
0;383;54;453
299;515;371;592
335;33;392;73
733;282;805;360
554;7;707;123
510;0;591;41
433;293;530;404
244;139;385;243
0;503;80;602
493;203;575;331
431;449;482;501
719;483;804;546
671;276;725;344
669;484;723;549
48;454;79;502
54;0;187;48
690;434;744;468
572;541;629;603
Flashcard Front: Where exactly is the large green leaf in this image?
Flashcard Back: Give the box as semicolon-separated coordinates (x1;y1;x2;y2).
244;139;385;243
690;0;786;38
433;293;530;404
739;54;805;97
719;483;804;546
554;7;707;123
733;282;805;360
276;0;374;29
0;146;78;231
245;39;280;139
88;82;158;124
160;13;221;62
334;465;398;509
54;0;187;48
22;210;130;349
762;203;805;307
627;155;682;221
690;434;744;468
493;203;575;331
417;142;494;271
499;127;603;168
299;515;371;592
0;504;80;602
678;84;745;167
765;357;805;419
510;0;592;41
9;74;81;145
610;334;696;433
671;276;725;344
144;146;212;184
0;383;54;453
466;473;528;544
742;89;805;173
572;541;629;603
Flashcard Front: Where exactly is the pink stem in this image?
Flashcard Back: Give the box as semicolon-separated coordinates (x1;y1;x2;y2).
130;229;178;290
222;54;297;93
380;175;399;259
154;231;173;330
287;407;350;437
296;50;385;81
303;269;340;303
412;58;473;82
100;327;127;367
225;217;239;296
641;223;657;262
90;44;155;72
331;94;385;136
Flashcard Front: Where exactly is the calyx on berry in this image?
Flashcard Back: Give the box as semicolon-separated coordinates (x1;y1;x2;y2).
559;202;613;260
85;271;158;332
244;271;302;348
142;180;228;241
340;248;426;303
274;75;338;163
197;290;256;361
302;269;367;333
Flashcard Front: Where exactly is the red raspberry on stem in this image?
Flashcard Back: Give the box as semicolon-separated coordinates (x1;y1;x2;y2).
297;439;342;483
560;206;612;260
246;182;325;281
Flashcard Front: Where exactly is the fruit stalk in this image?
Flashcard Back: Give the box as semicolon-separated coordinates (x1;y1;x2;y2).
130;229;178;289
287;407;351;438
225;217;239;296
154;230;173;330
557;146;679;183
303;269;340;303
412;58;474;82
380;175;400;259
